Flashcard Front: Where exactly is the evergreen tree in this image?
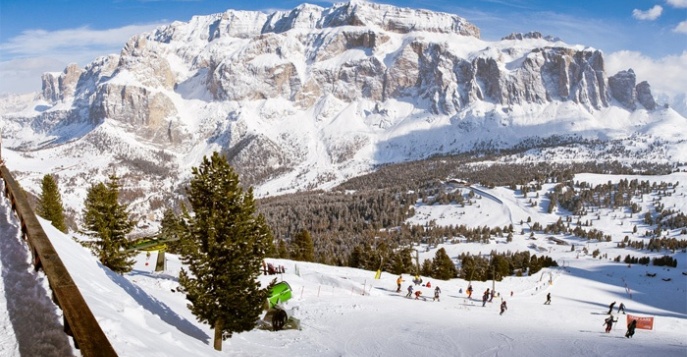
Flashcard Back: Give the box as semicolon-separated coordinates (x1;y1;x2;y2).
178;152;274;351
420;259;433;276
431;248;457;280
490;254;510;281
290;229;315;262
81;174;136;274
256;214;276;258
159;208;183;254
460;255;477;280
348;245;364;268
276;239;289;258
37;174;67;233
386;248;413;275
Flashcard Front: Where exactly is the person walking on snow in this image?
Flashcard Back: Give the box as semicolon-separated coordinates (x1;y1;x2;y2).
625;319;637;338
607;301;616;314
618;302;626;314
500;301;508;315
396;275;404;293
544;292;551;305
433;286;441;302
603;315;618;333
406;285;414;298
482;289;490;307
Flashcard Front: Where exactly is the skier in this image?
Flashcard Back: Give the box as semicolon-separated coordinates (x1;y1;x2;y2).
406;284;414;298
618;302;626;314
467;284;473;299
603;315;618;333
433;286;441;302
414;290;423;300
396;275;404;293
625;319;637;338
607;301;616;314
482;289;490;307
544;292;551;305
426;281;431;288
500;301;507;315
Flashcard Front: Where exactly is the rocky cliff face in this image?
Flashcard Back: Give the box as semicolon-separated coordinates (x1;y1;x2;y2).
4;1;664;192
37;2;657;126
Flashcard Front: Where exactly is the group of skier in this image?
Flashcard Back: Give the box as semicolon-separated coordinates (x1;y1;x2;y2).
399;276;440;299
395;276;639;338
603;301;635;337
401;276;442;302
398;276;508;315
603;314;636;336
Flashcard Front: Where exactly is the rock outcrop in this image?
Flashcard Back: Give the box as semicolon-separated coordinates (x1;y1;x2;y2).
608;69;657;110
41;64;84;103
636;81;657;110
609;69;637;110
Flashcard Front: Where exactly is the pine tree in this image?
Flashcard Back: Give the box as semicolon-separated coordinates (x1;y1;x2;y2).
37;174;67;233
388;251;405;274
256;214;276;258
159;208;183;254
420;259;433;276
290;228;315;262
490;254;510;281
460;255;477;280
81;174;136;274
178;152;274;351
276;239;289;258
431;248;457;280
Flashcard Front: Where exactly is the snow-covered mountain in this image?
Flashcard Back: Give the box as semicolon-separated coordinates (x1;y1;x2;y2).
0;1;686;220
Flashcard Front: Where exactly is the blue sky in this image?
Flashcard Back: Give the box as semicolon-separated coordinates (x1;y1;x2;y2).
0;0;685;95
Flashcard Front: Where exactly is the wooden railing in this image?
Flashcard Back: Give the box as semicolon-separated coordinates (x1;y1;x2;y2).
0;164;118;356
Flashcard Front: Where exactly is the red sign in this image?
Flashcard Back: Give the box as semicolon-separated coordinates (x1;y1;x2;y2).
626;314;654;330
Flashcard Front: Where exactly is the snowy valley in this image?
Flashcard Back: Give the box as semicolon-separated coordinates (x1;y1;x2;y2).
0;2;685;356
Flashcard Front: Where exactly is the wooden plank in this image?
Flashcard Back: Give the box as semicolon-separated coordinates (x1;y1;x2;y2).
0;166;118;357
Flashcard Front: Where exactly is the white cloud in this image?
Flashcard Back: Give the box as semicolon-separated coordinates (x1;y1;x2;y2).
674;20;687;34
606;50;687;101
0;23;165;61
0;23;166;95
666;0;687;8
0;57;67;95
632;5;663;20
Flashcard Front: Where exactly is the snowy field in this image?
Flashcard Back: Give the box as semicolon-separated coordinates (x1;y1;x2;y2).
0;173;686;356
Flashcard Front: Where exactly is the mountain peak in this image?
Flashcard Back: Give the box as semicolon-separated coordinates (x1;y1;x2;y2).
501;31;560;42
262;0;480;37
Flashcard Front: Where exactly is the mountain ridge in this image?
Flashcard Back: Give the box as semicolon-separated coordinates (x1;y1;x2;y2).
0;1;685;222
